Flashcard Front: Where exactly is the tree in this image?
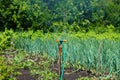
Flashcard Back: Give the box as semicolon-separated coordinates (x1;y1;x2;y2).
0;0;51;32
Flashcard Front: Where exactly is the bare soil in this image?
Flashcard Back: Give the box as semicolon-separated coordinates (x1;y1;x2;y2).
17;69;38;80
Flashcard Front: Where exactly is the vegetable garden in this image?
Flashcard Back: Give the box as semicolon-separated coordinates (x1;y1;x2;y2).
0;29;120;80
1;0;120;80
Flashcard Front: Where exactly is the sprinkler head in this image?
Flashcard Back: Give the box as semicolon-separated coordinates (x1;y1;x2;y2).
56;39;67;44
56;39;67;43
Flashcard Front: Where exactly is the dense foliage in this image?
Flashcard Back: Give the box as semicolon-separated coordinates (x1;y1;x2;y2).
0;0;120;32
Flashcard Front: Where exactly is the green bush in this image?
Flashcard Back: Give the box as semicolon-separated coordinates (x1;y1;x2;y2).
0;29;14;50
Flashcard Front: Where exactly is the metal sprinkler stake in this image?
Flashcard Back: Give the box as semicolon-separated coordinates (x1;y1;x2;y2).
56;39;67;80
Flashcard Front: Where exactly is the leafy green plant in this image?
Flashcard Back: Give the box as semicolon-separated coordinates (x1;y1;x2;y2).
0;55;20;80
0;29;14;50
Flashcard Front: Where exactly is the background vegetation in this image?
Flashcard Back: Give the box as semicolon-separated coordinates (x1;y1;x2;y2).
0;0;120;32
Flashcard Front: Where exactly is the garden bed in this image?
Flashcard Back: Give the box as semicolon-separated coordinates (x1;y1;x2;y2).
1;49;118;80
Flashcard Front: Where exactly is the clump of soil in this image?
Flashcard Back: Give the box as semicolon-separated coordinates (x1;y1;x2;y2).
17;69;38;80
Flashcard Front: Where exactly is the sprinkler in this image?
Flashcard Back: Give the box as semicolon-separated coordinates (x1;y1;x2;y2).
56;39;67;80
